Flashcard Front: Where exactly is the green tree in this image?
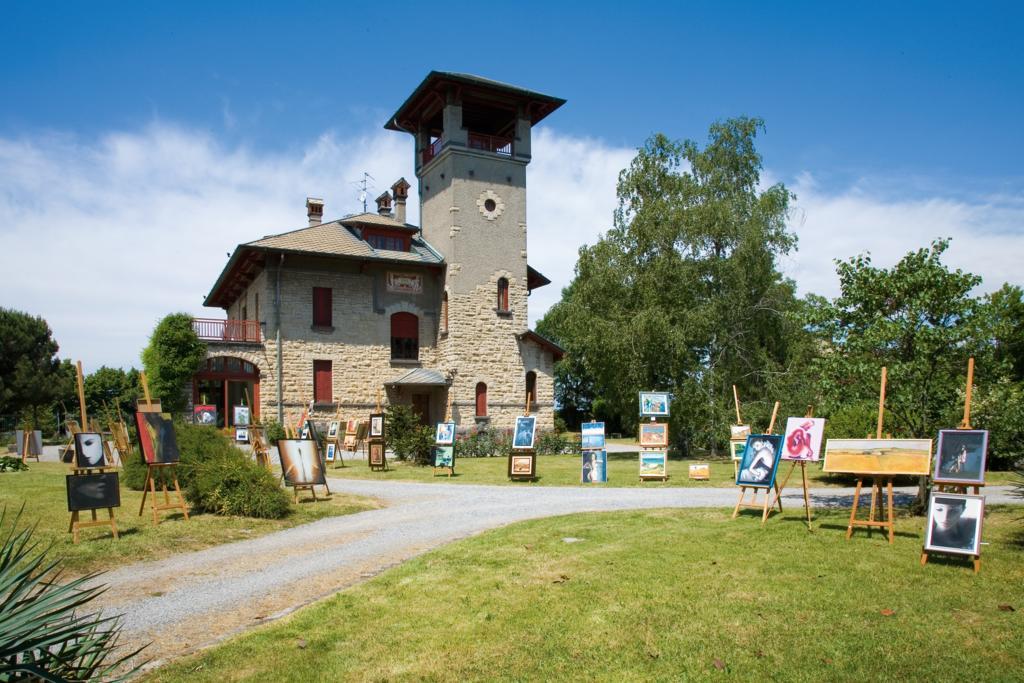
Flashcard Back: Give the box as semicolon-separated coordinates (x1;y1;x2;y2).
0;308;75;426
538;119;805;453
140;313;206;413
84;366;141;422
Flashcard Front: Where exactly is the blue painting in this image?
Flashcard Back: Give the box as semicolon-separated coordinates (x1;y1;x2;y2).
581;422;605;450
736;434;784;487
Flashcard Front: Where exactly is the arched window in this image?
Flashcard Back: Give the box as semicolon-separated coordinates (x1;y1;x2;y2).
441;292;449;335
525;371;537;408
497;277;509;312
475;382;487;417
391;312;419;360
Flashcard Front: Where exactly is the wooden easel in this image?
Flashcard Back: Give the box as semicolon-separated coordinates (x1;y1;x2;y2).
769;405;816;530
732;400;783;525
508;393;537;481
923;357;982;572
136;372;189;525
434;393;455;477
730;385;743;479
68;360;119;543
845;367;896;544
368;391;387;471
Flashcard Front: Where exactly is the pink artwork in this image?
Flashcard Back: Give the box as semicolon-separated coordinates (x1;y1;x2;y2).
782;417;826;462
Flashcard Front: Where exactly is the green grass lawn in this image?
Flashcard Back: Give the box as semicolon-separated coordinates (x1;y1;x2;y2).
146;506;1024;682
0;463;380;575
327;453;1018;489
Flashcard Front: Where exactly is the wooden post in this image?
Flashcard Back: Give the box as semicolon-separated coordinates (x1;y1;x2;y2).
766;401;780;435
732;385;742;424
141;371;152;405
876;366;887;439
960;357;975;430
525;391;533;416
75;361;88;428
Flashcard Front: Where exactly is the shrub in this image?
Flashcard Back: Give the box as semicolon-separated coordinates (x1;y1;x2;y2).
186;451;291;518
0;456;28;472
385;405;434;464
536;430;575;455
123;422;247;491
260;418;286;445
456;427;511;457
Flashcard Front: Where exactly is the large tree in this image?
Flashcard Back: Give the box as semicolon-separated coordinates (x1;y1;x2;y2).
84;366;142;422
539;119;807;453
141;313;206;413
0;308;75;426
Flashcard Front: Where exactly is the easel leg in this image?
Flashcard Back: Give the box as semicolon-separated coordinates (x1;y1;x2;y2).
761;488;772;525
109;507;119;539
973;557;981;574
732;487;747;519
149;469;159;525
774;480;783;512
323;480;330;496
173;475;189;520
139;469;152;516
71;511;79;544
868;479;878;537
846;479;863;540
920;552;928;566
801;463;813;529
886;478;895;545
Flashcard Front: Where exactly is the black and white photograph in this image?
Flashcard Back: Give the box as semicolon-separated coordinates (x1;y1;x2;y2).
66;472;121;512
925;493;983;556
74;432;106;468
370;413;385;438
933;429;988;485
512;416;536;450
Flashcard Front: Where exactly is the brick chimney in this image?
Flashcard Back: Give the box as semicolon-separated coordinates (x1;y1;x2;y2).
306;197;324;226
391;177;410;223
375;191;393;217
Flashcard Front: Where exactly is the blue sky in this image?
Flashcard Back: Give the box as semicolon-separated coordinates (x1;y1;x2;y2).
1;1;1023;369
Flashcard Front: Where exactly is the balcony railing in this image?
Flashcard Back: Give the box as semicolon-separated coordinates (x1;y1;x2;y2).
468;132;512;157
421;137;443;165
192;318;262;344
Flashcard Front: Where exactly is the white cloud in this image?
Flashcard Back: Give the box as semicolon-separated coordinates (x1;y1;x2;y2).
1;123;1020;371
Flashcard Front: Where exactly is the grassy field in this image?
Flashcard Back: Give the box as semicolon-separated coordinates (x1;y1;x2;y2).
146;506;1024;682
327;452;1019;488
0;463;380;575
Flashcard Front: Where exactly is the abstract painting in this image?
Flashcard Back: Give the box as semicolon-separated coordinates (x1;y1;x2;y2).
736;434;784;487
433;445;454;468
823;439;932;476
782;417;827;462
66;472;121;512
933;430;988;485
581;422;605;450
581;450;607;483
74;432;106;468
512;416;536;449
639;422;668;447
639;392;670;417
639;451;667;479
277;439;326;485
924;493;983;556
135;412;180;464
435;422;456;445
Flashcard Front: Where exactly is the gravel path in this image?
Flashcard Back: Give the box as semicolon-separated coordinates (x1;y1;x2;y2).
92;478;1018;670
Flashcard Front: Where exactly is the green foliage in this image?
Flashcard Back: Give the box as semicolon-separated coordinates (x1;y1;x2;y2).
535;431;575;455
384;405;433;464
0;308;76;425
261;418;286;445
456;427;511;457
972;380;1024;470
987;284;1024;382
140;313;207;413
186;450;291;519
0;507;145;680
123;422;237;491
84;366;141;423
0;457;28;473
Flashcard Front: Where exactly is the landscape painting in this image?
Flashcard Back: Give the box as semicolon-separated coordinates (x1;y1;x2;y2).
782;417;827;462
639;451;667;479
135;412;180;464
824;438;933;476
510;454;534;476
736;434;784;487
933;429;988;485
235;427;248;443
581;422;605;449
66;472;121;512
74;432;106;468
638;422;668;447
277;439;325;485
730;440;746;461
434;445;454;468
639;392;670;417
730;424;751;440
689;463;710;480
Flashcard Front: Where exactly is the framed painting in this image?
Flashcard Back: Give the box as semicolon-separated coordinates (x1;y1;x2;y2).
233;405;250;426
327;421;340;438
782;417;827;462
345;419;359;435
235;427;249;443
435;422;456;445
638;422;668;448
513;416;537;450
355;421;369;440
325;443;336;462
730;424;751;441
509;453;535;478
639;451;667;479
823;439;932;476
66;472;121;512
736;434;784;487
924;493;984;556
74;432;106;468
639;392;670;417
730;440;746;461
581;450;607;483
369;442;385;466
933;430;988;485
135;412;180;464
689;463;710;480
370;414;385;439
193;404;217;426
581;422;606;450
277;439;325;486
433;445;454;468
343;434;357;450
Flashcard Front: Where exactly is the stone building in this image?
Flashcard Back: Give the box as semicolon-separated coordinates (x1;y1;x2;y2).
191;72;564;431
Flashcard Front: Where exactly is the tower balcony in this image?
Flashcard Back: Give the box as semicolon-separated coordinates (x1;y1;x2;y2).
192;318;263;345
421;132;514;166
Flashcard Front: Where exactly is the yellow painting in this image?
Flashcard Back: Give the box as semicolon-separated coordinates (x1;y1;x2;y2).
823;438;932;476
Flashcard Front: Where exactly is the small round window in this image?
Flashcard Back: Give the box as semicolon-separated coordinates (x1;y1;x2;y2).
477;190;505;221
484;198;497;212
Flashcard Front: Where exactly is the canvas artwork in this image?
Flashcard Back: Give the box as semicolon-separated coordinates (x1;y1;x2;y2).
638;423;668;448
639;451;667;478
369;442;385;466
639;392;670;417
233;405;250;426
277;439;326;486
925;493;984;556
370;414;385;438
235;427;249;443
581;450;607;483
581;422;606;450
782;417;827;462
66;472;121;512
730;440;746;461
305;420;319;442
74;432;106;468
327;421;340;438
135;412;180;464
510;454;534;476
823;439;933;476
299;423;311;439
689;463;710;480
344;434;357;450
325;443;336;462
934;430;988;485
434;445;454;468
345;419;359;435
736;434;784;487
193;404;217;426
435;422;456;445
513;416;537;449
730;424;751;440
356;421;369;440
14;430;43;456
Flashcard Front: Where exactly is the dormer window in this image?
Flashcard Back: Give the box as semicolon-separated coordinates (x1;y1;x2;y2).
364;228;410;252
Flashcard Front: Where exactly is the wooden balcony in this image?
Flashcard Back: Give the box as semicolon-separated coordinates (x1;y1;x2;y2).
192;318;262;344
420;132;514;166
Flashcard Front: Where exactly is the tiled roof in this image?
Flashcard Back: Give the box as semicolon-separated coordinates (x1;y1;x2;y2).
244;220;442;265
386;368;449;386
339;212;419;232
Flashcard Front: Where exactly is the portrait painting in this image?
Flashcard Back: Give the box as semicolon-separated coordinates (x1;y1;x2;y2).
823;438;932;476
925;493;983;556
934;430;988;485
736;434;784;487
730;424;751;441
510;454;535;476
325;443;336;462
638;422;668;448
581;422;606;450
434;445;454;468
639;392;670;417
74;432;106;468
233;405;250;426
277;439;326;486
689;463;710;480
345;419;359;435
581;450;607;483
235;427;249;443
135;412;180;464
370;414;385;438
66;472;121;512
639;451;667;478
730;440;746;461
193;404;217;426
369;442;385;466
782;417;827;462
327;421;340;438
513;416;537;450
435;422;456;445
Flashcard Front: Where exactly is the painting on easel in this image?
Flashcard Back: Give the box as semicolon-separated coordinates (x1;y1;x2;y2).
74;432;106;468
934;430;988;485
135;412;180;464
782;417;826;462
924;493;983;556
513;416;537;450
736;435;783;487
823;439;931;476
66;472;121;511
278;439;326;486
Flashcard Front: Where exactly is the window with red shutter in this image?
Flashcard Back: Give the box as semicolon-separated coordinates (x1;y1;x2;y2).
312;287;332;327
497;278;509;312
390;312;419;360
313;360;332;403
475;382;487;417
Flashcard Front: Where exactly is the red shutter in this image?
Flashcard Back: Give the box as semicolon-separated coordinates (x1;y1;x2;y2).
313;360;332;403
391;312;418;340
498;279;509;311
475;382;487;417
313;287;332;327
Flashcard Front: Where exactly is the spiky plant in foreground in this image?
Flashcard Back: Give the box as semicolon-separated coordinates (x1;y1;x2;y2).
0;507;146;681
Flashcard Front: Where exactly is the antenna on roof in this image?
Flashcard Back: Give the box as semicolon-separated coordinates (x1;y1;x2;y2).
350;172;375;213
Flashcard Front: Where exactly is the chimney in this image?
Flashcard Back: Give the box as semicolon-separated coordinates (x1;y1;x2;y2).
391;177;410;224
375;191;393;217
306;197;324;226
